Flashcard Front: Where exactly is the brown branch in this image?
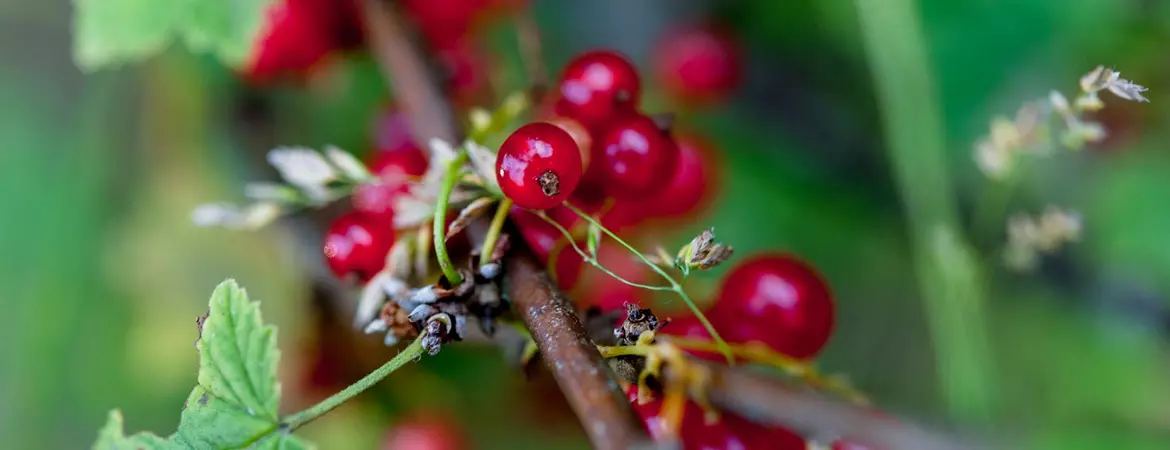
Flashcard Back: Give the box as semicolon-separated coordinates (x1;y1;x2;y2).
682;358;984;450
505;250;654;450
360;0;460;144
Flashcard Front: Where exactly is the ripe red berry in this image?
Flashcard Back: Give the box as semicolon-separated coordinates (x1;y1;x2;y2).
625;385;804;450
593;113;680;198
245;0;338;82
435;40;487;106
381;414;467;450
323;212;394;282
547;116;593;171
497;122;584;210
555;51;641;128
401;0;485;48
714;254;835;359
646;133;718;218
655;25;742;104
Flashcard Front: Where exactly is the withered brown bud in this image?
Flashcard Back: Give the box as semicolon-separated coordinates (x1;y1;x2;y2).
380;302;421;341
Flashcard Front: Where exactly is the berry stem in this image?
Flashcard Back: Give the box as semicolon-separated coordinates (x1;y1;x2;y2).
435;151;470;285
562;202;736;365
479;198;513;267
536;212;674;291
282;338;425;431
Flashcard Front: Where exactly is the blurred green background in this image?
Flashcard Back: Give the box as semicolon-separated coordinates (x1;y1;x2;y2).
3;0;1170;449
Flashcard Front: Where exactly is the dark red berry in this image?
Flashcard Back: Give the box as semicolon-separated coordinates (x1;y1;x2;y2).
323;212;393;282
435;39;488;106
369;146;430;180
547;116;593;171
714;254;835;359
381;414;466;450
655;25;742;104
625;385;804;450
660;315;732;363
555;51;641;128
245;0;338;82
401;0;485;48
497;122;584;210
646;133;718;218
593;113;680;198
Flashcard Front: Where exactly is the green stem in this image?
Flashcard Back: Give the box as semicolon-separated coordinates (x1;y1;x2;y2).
480;198;514;266
536;212;673;291
435;152;470;285
282;339;425;431
563;203;735;365
855;0;995;422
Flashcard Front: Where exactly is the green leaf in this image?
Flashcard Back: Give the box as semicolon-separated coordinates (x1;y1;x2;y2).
93;280;315;450
73;0;184;71
73;0;272;71
181;0;273;68
95;410;176;450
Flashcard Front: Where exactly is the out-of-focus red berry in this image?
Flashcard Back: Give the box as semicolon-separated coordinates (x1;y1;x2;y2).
625;385;805;450
245;0;338;82
655;25;743;105
645;133;719;219
324;212;394;282
381;414;467;450
593;112;679;199
714;254;836;359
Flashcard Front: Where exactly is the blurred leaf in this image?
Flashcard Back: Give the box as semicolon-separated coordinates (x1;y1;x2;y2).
96;280;313;449
73;0;272;71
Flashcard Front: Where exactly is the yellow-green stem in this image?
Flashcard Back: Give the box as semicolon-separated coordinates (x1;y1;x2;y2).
480;198;513;266
563;202;735;365
282;339;424;431
435;152;470;285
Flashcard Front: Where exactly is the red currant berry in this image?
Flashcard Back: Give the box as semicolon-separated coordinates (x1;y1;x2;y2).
497;122;584;210
552;246;585;290
353;147;429;224
660;315;731;363
381;414;466;450
323;212;393;282
646;133;719;218
593;113;680;198
369;146;429;181
245;0;337;82
655;25;742;105
401;0;485;48
714;254;835;359
547;116;593;171
555;51;641;128
625;385;802;450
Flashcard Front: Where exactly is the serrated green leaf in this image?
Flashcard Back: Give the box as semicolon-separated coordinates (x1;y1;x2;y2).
196;279;280;423
92;280;315;449
72;0;272;71
94;410;178;450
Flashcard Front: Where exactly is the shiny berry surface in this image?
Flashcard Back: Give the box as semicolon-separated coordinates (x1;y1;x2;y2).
646;133;718;218
381;414;466;450
714;254;835;359
594;113;679;198
497;122;584;209
555;51;641;128
323;212;393;282
655;25;742;104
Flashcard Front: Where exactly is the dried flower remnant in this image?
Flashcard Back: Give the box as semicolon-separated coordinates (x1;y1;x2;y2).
675;228;734;275
1079;66;1149;103
1003;206;1083;272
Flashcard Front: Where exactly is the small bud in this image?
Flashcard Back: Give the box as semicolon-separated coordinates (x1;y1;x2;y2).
1107;78;1149;103
408;304;436;323
363;318;389;334
1079;66;1116;93
974;139;1011;180
479;262;502;280
1074;92;1104;112
410;286;439;304
676;228;734;272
